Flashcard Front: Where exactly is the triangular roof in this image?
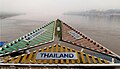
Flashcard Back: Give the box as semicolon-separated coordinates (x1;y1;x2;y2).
0;21;55;56
0;19;120;66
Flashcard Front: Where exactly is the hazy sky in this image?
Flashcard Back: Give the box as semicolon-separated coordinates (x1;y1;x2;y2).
0;0;120;15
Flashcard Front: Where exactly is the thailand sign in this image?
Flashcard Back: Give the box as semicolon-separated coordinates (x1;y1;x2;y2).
36;52;77;59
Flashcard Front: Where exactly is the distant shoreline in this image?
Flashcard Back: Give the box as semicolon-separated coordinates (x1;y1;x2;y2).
0;13;25;19
64;9;120;17
63;14;120;18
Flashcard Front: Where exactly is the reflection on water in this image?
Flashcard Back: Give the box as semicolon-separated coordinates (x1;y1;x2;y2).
0;14;120;56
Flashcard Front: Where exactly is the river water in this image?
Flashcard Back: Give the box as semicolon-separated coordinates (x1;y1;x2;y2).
0;14;120;56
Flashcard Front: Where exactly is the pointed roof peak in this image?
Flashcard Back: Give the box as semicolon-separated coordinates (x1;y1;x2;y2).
56;19;62;21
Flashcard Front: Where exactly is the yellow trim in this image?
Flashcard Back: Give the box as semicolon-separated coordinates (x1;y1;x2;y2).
65;46;69;64
15;56;21;63
21;54;27;63
9;58;15;63
80;52;86;64
4;57;9;63
38;48;44;64
49;45;54;64
70;48;75;64
56;44;59;52
91;56;97;64
60;45;64;64
97;58;103;64
103;60;109;64
85;54;91;64
43;47;49;64
32;49;39;64
76;51;80;63
26;51;34;64
55;44;58;64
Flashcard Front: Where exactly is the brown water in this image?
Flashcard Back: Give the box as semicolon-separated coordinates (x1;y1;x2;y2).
0;14;120;56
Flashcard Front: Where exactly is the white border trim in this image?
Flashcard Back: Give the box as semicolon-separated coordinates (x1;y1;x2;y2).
0;63;120;66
